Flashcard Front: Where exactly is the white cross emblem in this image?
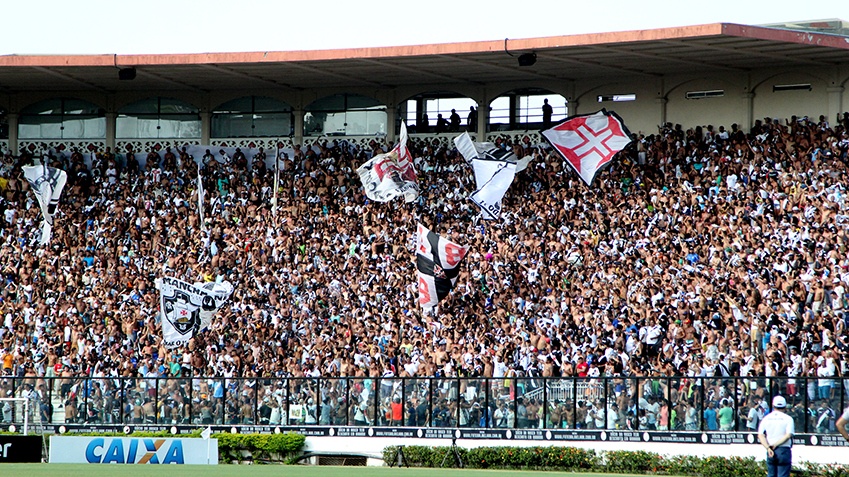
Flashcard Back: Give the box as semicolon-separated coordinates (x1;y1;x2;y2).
572;124;615;161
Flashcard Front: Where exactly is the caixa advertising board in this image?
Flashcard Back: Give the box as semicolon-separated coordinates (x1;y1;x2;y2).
0;436;42;463
49;436;218;464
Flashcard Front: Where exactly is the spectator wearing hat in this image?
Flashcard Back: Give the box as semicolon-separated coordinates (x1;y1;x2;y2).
757;395;794;477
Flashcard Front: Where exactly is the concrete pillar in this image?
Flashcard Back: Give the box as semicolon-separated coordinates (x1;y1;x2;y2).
656;97;668;129
742;92;755;131
477;94;489;140
105;112;117;149
386;106;396;143
827;87;844;125
7;113;17;154
293;108;304;148
567;100;579;117
200;111;211;144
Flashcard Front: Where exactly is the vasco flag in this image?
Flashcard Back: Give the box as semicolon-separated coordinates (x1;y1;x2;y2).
156;277;234;348
469;162;516;219
22;164;67;245
541;109;633;186
357;122;418;203
453;132;518;219
416;223;469;311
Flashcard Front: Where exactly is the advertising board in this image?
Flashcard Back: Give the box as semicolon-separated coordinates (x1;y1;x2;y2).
0;436;42;463
49;436;218;464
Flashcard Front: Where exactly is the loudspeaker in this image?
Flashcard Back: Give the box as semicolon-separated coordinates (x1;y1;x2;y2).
517;53;537;67
118;68;136;80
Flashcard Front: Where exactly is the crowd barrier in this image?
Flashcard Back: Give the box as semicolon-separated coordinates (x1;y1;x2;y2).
0;376;846;436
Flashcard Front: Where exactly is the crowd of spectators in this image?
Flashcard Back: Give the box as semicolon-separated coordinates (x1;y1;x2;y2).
0;111;848;430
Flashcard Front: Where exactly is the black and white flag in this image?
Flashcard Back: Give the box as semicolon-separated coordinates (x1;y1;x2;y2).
156;277;234;348
357;122;419;203
453;133;519;219
416;223;469;312
22;164;67;245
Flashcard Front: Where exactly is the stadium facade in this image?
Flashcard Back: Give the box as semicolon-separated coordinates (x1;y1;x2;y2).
0;20;848;157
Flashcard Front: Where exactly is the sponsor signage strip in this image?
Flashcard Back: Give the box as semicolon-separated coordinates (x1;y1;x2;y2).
49;436;218;464
51;426;849;447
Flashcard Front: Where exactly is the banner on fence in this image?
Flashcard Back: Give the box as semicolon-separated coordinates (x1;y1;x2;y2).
49;436;218;464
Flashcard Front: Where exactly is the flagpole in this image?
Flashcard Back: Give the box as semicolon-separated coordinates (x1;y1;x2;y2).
197;162;205;232
273;143;280;218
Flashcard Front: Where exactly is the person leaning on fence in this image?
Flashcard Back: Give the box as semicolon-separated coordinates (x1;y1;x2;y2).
757;396;794;477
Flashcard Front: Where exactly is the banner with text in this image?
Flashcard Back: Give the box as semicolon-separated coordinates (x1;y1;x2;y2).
49;436;218;464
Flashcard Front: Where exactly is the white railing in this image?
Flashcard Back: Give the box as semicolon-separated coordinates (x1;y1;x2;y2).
8;130;546;160
15;139;107;157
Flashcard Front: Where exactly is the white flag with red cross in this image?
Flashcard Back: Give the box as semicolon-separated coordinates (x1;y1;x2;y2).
541;109;633;186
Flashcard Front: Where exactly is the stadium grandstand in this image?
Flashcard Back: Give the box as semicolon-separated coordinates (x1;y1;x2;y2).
0;19;848;447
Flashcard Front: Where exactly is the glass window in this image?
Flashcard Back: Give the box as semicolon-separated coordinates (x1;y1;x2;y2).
0;108;8;139
518;94;567;124
404;96;477;127
211;96;292;138
489;97;511;126
304;94;386;136
489;91;568;130
116;97;200;139
18;98;105;139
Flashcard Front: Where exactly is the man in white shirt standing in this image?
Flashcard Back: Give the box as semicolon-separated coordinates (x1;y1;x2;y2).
837;406;849;444
757;395;794;477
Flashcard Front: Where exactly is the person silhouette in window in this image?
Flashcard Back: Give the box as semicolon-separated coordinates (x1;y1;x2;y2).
435;114;449;133
467;107;478;132
542;99;553;128
449;109;461;132
418;112;429;133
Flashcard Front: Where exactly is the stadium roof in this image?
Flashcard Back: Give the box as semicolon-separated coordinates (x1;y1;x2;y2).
0;21;847;93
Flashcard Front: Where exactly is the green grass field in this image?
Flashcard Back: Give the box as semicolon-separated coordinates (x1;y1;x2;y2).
2;465;642;477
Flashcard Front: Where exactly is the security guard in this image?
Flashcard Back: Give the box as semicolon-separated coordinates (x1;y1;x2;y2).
757;395;794;477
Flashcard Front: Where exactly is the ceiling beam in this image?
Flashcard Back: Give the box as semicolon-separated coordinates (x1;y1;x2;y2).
284;62;387;88
533;52;658;78
134;69;208;92
31;66;110;93
586;45;746;72
356;58;476;85
436;54;572;82
658;39;832;67
198;64;301;91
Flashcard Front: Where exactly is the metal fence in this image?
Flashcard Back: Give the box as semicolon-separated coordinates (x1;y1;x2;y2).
1;375;846;434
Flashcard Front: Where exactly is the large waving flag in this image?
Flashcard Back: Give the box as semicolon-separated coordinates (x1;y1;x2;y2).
22;164;68;245
156;277;234;348
416;224;469;311
453;133;518;219
357;122;419;203
541;109;632;186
